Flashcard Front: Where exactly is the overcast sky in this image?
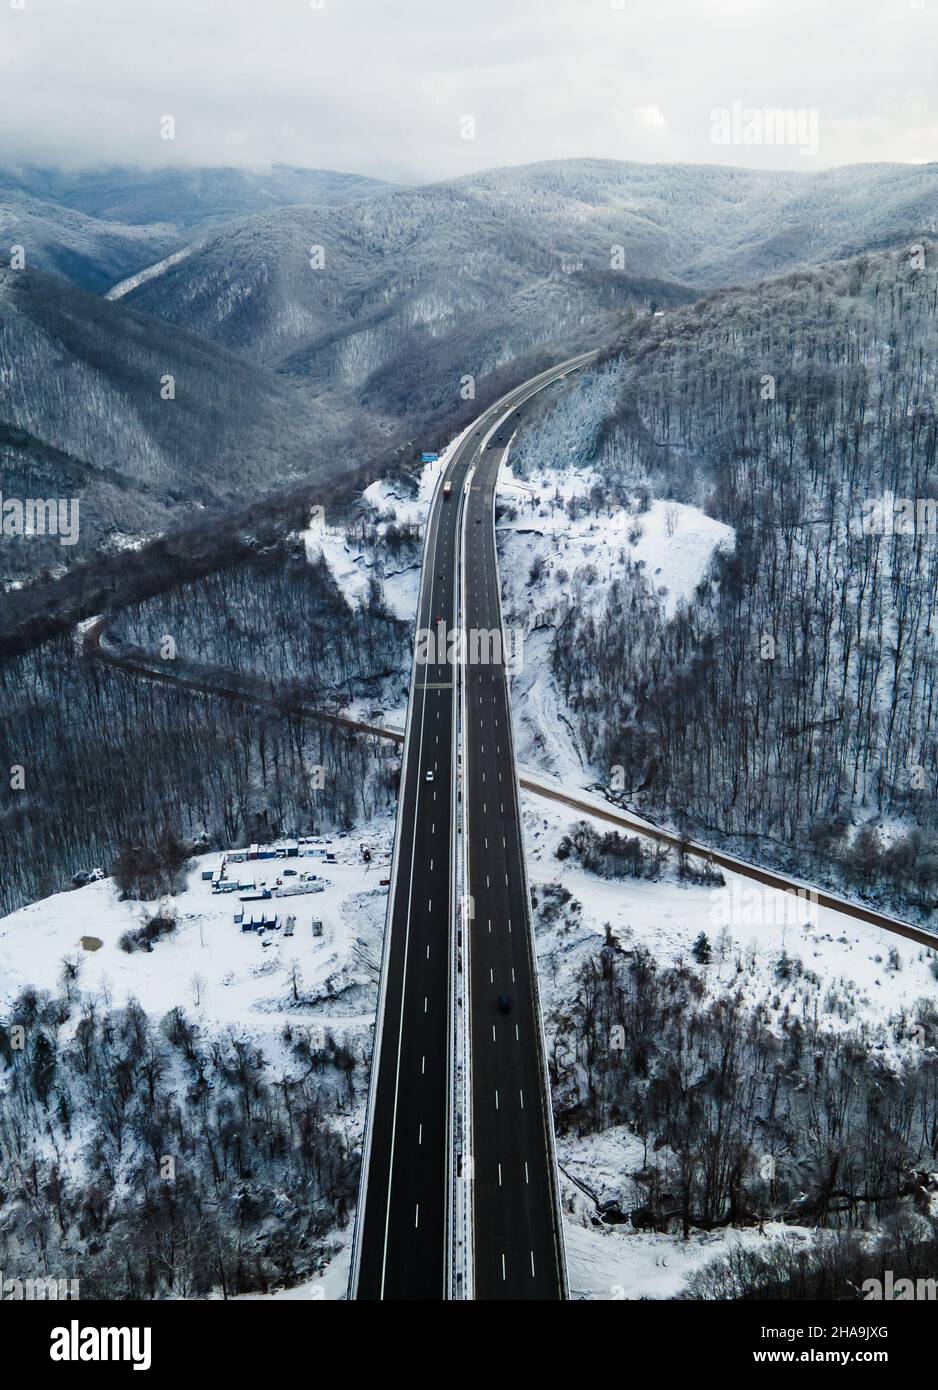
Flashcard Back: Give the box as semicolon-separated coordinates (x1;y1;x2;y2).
1;0;936;182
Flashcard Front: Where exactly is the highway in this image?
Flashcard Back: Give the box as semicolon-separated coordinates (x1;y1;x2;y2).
350;427;459;1300
83;348;938;1301
350;352;596;1299
461;403;571;1300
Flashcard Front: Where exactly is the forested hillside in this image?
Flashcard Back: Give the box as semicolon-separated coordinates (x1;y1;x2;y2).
0;984;359;1297
550;937;938;1236
0;164;392;292
6;159;938;592
0;268;352;583
0;541;406;914
123;160;938;368
510;246;938;918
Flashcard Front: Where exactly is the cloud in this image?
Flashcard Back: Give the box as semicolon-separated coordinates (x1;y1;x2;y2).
634;106;667;131
0;0;935;180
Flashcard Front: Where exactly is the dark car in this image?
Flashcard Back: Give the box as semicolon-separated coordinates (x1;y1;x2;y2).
498;994;512;1014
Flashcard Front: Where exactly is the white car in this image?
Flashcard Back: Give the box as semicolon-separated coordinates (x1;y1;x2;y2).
425;769;434;783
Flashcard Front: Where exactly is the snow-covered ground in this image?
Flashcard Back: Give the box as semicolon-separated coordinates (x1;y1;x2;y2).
105;243;199;301
564;1213;818;1301
232;1226;352;1302
4;781;934;1298
525;793;936;1065
498;459;734;622
496;459;734;781
301;505;420;626
519;792;938;1297
301;430;472;626
299;421;735;789
9;411;934;1299
0;819;396;1063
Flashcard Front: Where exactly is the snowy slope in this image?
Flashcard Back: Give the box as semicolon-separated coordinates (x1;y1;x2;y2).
300;432;468;631
526;795;937;1064
496;453;734;779
4;782;934;1298
0;820;395;1054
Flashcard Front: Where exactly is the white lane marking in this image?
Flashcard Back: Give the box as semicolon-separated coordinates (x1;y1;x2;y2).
424;996;428;1013
498;1163;502;1187
415;1204;420;1229
418;1124;423;1145
495;1089;499;1110
530;1251;536;1278
519;1089;524;1109
501;1254;507;1282
515;1024;519;1040
422;1056;425;1074
492;1025;496;1041
524;1161;529;1184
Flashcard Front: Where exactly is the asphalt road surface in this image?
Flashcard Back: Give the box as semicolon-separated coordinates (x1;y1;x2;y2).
462;415;570;1300
351;353;596;1300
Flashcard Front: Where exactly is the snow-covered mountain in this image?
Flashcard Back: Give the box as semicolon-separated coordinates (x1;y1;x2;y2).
0;266;342;582
114;158;938;445
0;164;395;293
121;159;938;363
1;163;394;230
0;188;174;296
